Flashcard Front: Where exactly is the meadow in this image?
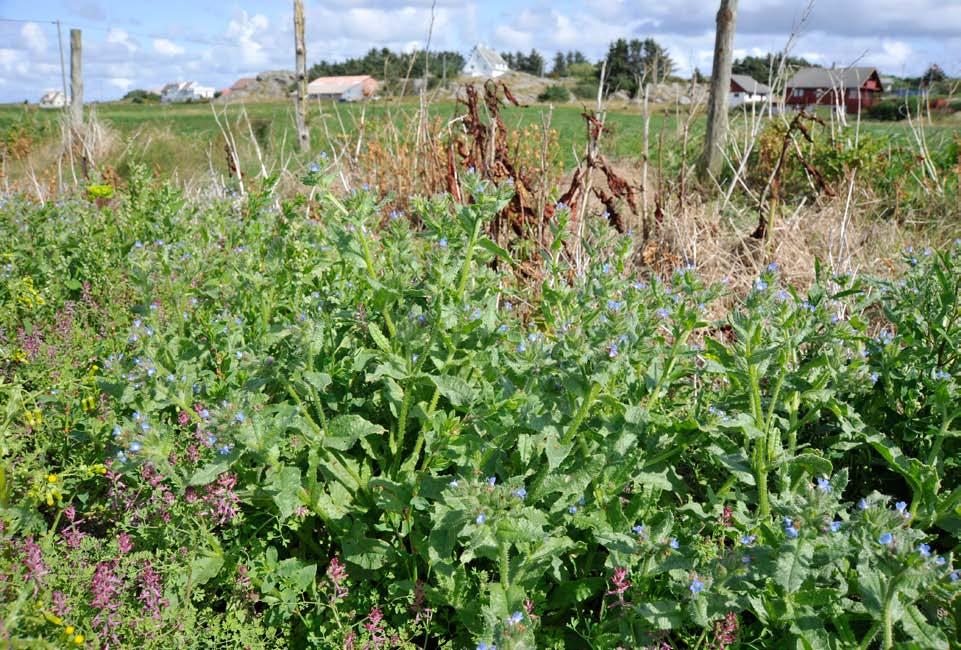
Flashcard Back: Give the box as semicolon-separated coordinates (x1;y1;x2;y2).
1;88;960;648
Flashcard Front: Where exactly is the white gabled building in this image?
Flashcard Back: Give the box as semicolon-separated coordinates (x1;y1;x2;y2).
160;81;215;103
39;90;68;109
463;45;509;78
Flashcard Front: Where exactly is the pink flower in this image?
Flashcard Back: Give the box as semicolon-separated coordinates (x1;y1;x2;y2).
202;473;240;525
22;537;48;595
713;612;738;649
178;410;190;426
138;561;166;619
117;532;133;554
90;560;124;648
51;590;72;617
606;566;631;608
327;556;349;601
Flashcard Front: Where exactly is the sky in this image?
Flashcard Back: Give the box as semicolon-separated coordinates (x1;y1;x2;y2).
1;0;960;103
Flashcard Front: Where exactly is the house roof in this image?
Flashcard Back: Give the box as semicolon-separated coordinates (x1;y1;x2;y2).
730;74;771;95
470;45;508;70
786;67;880;89
307;75;376;95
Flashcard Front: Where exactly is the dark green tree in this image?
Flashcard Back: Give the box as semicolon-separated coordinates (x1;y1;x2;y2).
552;52;568;78
731;53;811;82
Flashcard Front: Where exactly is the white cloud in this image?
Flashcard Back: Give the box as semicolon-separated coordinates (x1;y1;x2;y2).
107;29;138;53
153;38;185;56
226;11;271;67
21;23;47;55
108;77;133;90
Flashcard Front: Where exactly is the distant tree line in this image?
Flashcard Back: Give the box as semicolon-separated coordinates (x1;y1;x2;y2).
308;48;465;84
600;38;676;98
500;50;546;77
731;54;812;83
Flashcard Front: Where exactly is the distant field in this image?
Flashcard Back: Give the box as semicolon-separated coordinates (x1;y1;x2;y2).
1;99;956;182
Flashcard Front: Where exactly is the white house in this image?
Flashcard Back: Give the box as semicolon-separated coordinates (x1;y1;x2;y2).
39;90;67;109
729;74;771;107
463;45;509;78
307;75;379;102
160;81;215;103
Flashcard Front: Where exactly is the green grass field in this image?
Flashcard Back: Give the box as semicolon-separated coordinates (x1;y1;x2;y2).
1;99;956;184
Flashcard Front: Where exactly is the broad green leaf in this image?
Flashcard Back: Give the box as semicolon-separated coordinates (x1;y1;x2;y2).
775;538;813;593
189;553;224;587
431;375;474;408
326;414;385;450
267;465;303;521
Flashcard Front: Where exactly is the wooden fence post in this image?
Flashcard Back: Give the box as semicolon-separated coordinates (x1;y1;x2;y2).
70;28;83;126
293;0;310;152
697;0;738;183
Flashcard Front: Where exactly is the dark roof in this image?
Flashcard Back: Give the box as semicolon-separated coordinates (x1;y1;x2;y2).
786;67;881;89
730;74;771;95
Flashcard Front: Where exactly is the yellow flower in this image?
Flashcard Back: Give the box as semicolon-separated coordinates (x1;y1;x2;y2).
73;634;85;644
65;626;75;635
47;474;58;483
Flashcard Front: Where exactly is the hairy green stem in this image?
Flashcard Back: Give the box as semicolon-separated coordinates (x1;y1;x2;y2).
562;383;600;447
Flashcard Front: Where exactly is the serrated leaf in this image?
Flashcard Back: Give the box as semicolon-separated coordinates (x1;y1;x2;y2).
900;604;949;650
368;322;390;352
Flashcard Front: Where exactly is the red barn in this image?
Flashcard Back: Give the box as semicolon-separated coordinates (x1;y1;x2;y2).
785;67;884;114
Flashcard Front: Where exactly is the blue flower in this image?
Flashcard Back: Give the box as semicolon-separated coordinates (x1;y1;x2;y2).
741;534;757;546
218;444;233;456
607;299;623;312
608;343;619;358
140;421;150;432
689;578;704;594
207;434;218;446
816;477;832;493
869;372;879;384
112;425;122;439
783;517;799;538
895;501;909;517
754;279;768;291
448;479;458;488
669;537;680;550
511;487;527;500
508;611;523;625
935;369;950;380
438;238;448;248
602;263;611;274
656;307;670;319
516;342;526;353
128;441;142;453
951;572;960;582
632;524;645;535
918;543;931;558
767;262;779;272
487;476;496;486
568;505;578;514
476;513;487;525
476;643;489;650
879;532;893;545
235;412;246;424
830;520;842;533
309;162;320;173
935;556;946;566
858;498;869;510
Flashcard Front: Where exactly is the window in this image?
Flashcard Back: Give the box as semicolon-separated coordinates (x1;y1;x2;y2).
792;88;803;98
